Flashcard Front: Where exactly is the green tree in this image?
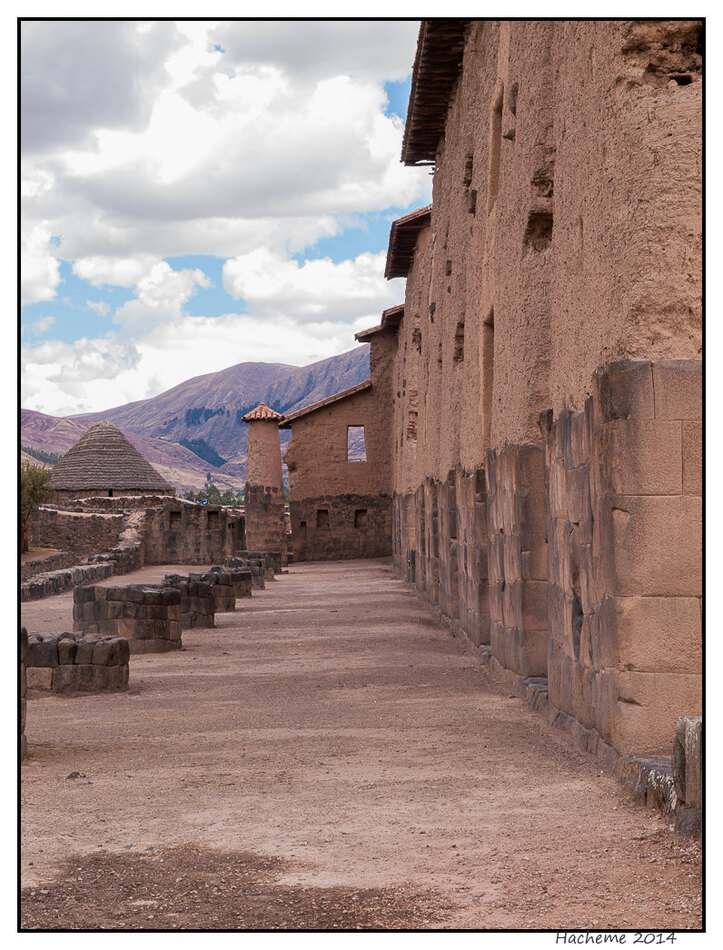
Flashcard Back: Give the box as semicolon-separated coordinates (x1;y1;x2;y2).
20;461;54;552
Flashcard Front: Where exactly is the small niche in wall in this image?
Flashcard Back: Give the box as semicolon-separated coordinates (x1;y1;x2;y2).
347;425;367;462
170;510;182;529
316;509;330;528
453;318;465;363
207;510;220;529
299;520;307;529
523;210;553;252
354;509;368;528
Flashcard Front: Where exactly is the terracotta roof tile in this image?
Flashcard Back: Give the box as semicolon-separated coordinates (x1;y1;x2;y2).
355;305;405;341
49;420;172;492
241;403;285;422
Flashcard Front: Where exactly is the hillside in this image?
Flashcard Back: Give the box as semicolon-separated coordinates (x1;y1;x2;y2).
20;345;370;495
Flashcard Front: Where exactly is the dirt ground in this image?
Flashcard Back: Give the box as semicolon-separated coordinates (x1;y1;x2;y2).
20;558;702;931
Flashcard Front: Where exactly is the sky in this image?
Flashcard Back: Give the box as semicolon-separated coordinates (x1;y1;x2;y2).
20;19;432;417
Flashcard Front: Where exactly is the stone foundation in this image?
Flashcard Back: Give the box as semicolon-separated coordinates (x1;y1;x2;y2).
20;627;28;759
25;631;130;693
290;494;392;561
29;507;126;556
485;445;548;676
244;484;287;566
541;360;702;756
73;585;182;654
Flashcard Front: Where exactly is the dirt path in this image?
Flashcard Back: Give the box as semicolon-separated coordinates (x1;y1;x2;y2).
20;559;701;930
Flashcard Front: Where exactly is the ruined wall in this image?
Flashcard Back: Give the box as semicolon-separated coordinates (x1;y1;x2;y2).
143;501;245;565
29;507;127;556
541;360;702;756
285;332;395;560
20;628;28;760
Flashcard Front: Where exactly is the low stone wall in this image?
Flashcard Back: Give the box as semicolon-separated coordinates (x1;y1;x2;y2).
29;507;127;556
20;628;28;759
143;501;245;565
21;551;79;582
73;585;182;654
25;631;130;693
163;575;215;629
238;550;283;576
540;360;702;757
289;493;392;561
21;562;114;602
187;571;236;612
225;556;265;590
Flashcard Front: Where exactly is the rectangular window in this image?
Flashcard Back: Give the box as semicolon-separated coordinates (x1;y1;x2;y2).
170;511;182;529
354;509;368;528
316;509;330;528
207;511;219;529
347;425;367;461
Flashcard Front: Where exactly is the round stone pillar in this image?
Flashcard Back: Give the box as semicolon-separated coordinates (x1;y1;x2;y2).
242;403;287;564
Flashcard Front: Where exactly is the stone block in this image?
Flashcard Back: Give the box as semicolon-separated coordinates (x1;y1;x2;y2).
28;639;59;667
27;667;53;690
593;361;654;423
521;537;548;581
652;360;702;421
613;671;702;756
92;641;111;665
682;422;702;495
74;586;97;604
673;715;702;809
606;494;702;597
608;419;683;495
520;580;549;632
57;638;77;665
616;596;701;674
144;638;175;653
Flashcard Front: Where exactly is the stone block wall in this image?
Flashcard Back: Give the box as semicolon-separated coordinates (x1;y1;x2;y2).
244;484;287;566
485;445;548;677
437;474;460;622
25;631;130;693
73;585;182;655
541;360;702;756
289;493;392;561
143;502;245;565
163;575;216;629
28;507;126;556
225;555;266;589
20;627;28;759
21;562;115;602
454;467;491;647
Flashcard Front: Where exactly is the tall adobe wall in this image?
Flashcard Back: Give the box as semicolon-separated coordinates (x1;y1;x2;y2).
389;19;701;757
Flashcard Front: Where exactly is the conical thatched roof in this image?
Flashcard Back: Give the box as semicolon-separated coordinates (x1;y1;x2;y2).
50;420;172;492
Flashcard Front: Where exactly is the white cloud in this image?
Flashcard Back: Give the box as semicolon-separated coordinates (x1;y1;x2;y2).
112;262;211;332
73;255;159;288
224;249;398;322
21;226;61;305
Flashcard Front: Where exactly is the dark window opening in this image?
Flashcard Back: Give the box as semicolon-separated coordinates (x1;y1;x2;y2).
483;309;495;448
299;520;307;529
523;210;553;252
170;511;182;528
347;425;367;462
208;511;219;529
108;489;114;497
316;509;330;528
354;509;368;528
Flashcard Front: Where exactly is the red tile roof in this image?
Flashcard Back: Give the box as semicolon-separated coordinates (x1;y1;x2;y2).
242;403;285;422
354;305;405;341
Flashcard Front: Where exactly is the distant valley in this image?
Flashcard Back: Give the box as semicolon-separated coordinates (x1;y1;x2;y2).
21;345;370;496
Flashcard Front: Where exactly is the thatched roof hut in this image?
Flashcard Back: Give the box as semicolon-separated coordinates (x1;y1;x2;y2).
49;420;173;496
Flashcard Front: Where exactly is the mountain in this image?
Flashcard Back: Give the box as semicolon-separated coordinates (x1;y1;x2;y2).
20;345;370;495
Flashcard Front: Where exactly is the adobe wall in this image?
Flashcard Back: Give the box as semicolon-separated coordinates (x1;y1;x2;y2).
541;360;702;757
285;333;395;560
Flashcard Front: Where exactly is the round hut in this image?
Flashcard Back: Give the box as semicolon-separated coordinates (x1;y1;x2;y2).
50;420;174;499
